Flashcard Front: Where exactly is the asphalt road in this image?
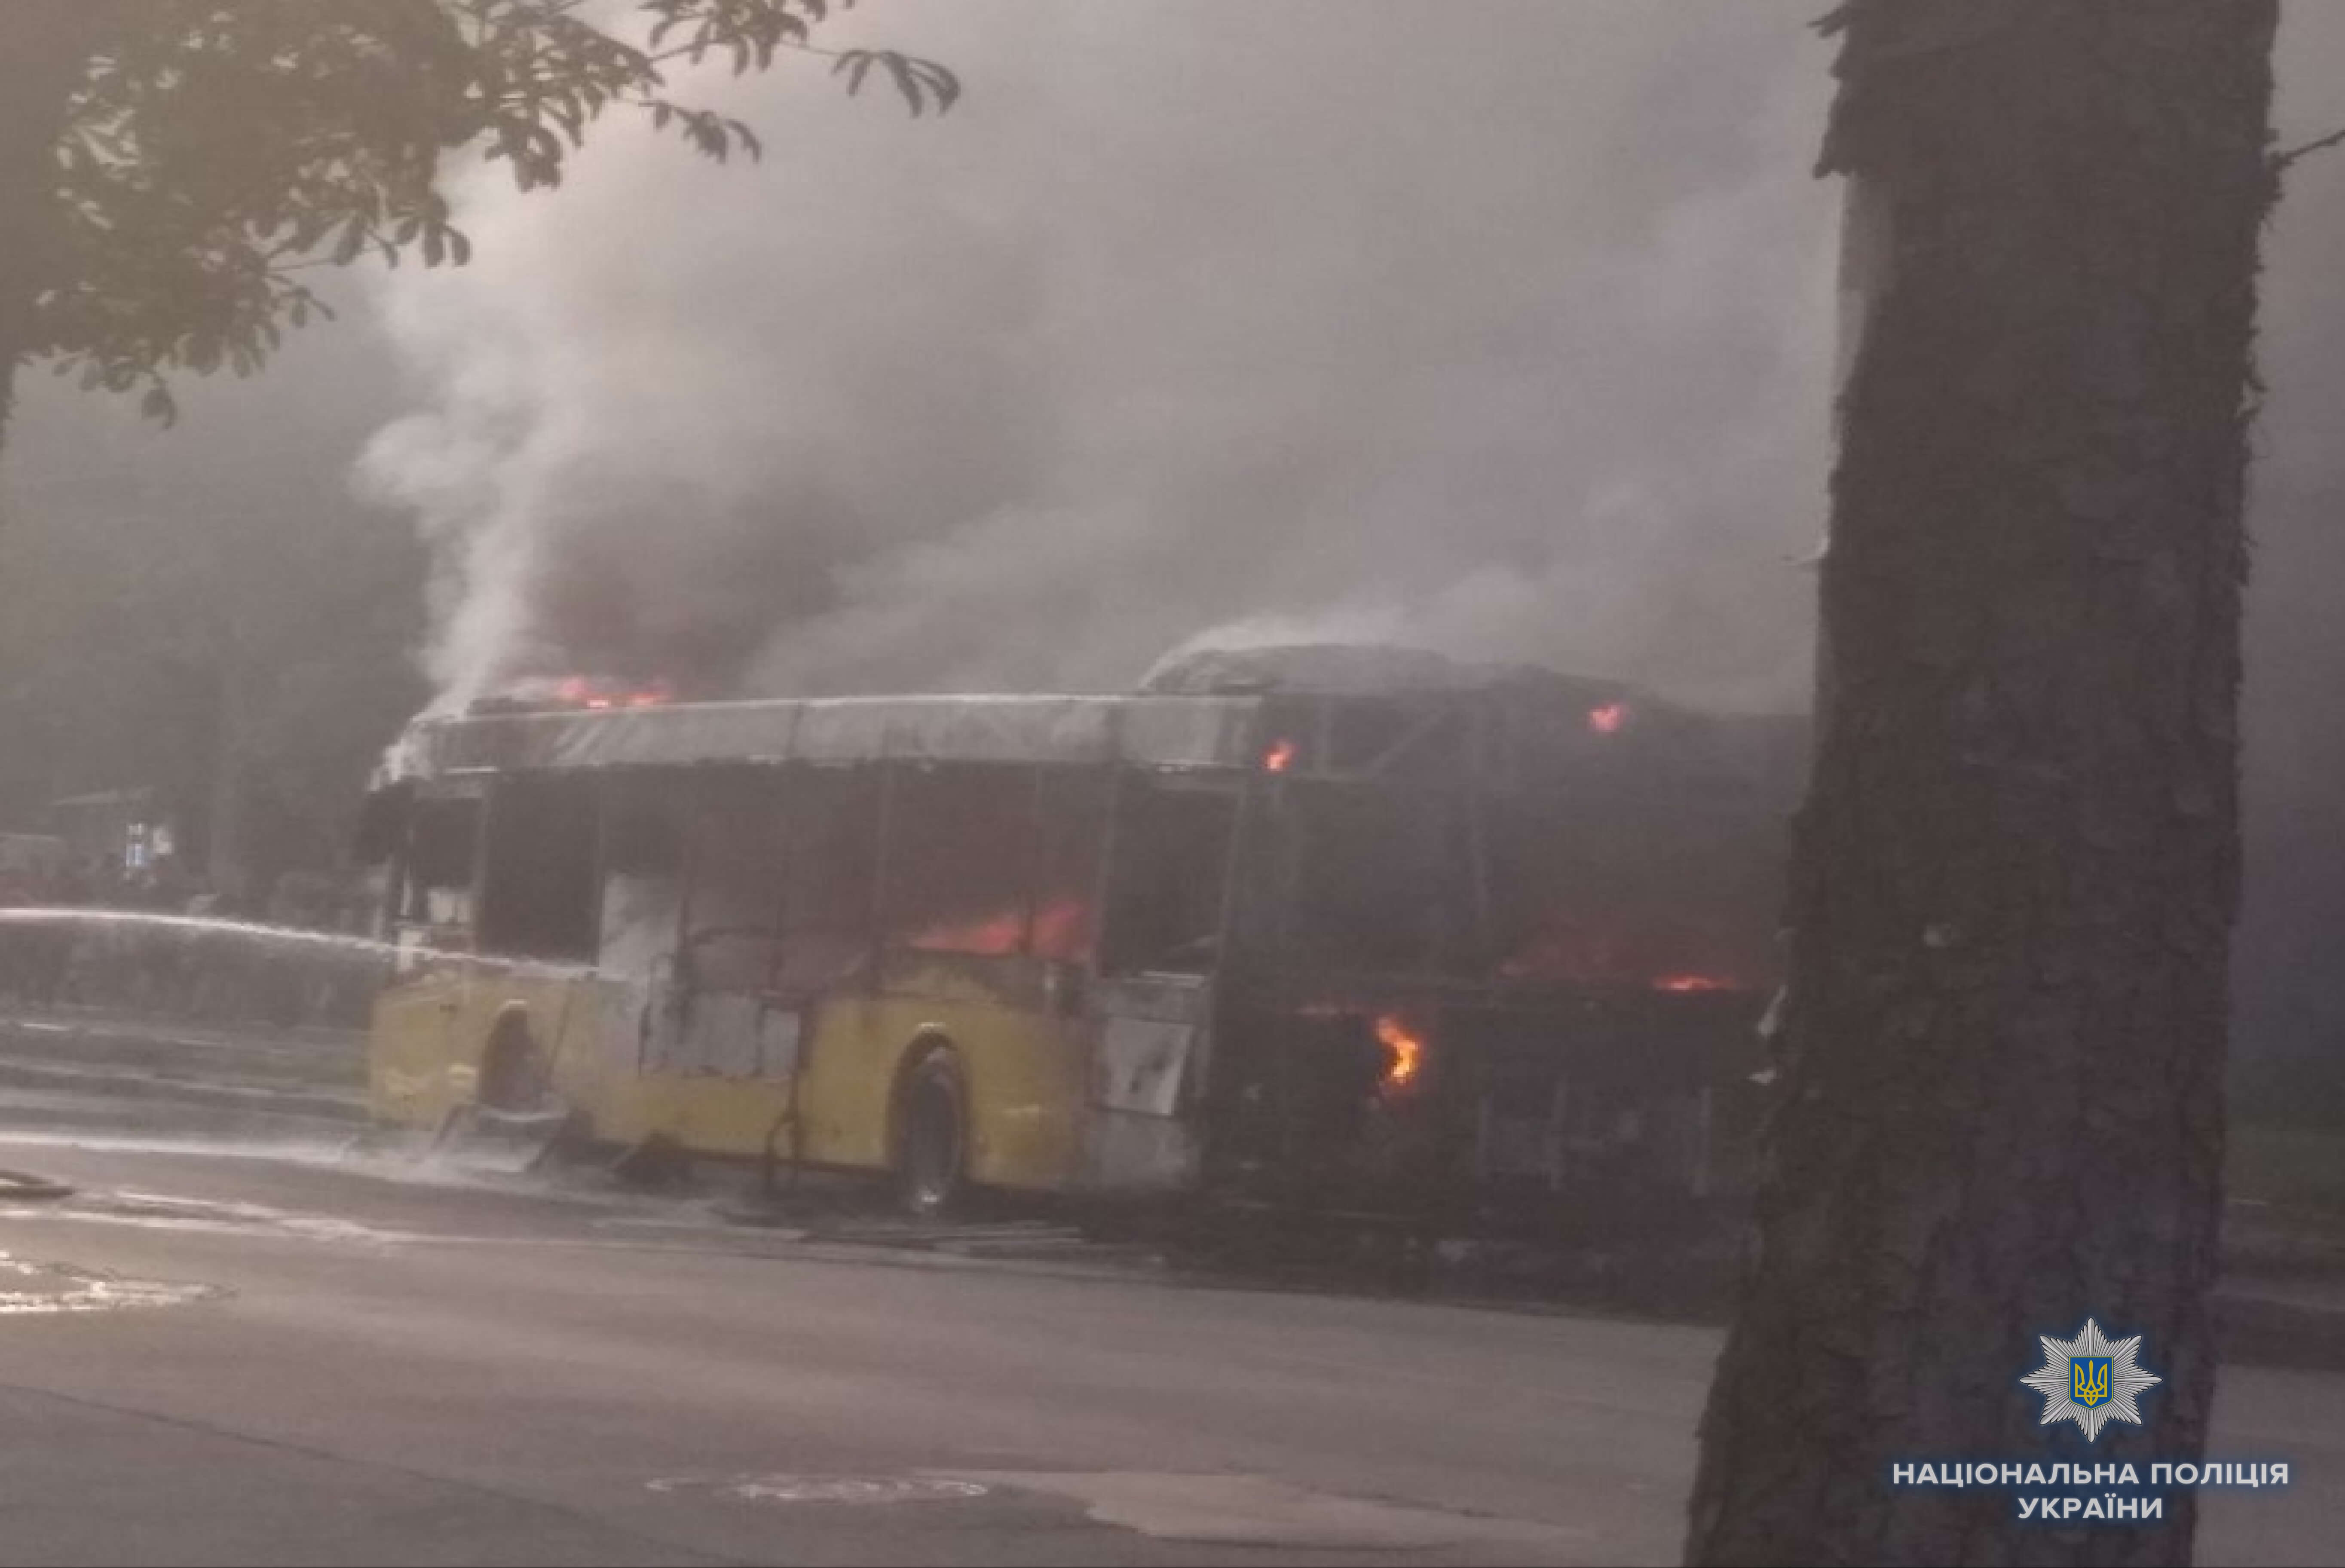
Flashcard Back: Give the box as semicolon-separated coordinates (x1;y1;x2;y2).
0;1136;2339;1566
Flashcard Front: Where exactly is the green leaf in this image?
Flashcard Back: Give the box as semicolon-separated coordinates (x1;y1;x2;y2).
30;0;956;412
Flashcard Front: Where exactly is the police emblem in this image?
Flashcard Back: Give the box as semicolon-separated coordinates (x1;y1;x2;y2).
2021;1319;2161;1441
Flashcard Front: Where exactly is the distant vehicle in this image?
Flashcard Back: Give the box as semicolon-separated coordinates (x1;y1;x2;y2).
358;649;1802;1226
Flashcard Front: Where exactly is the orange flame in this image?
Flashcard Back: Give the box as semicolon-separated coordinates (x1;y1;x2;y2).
1587;702;1628;735
1375;1013;1424;1092
1497;932;1746;994
1263;738;1297;772
553;675;672;710
906;897;1090;959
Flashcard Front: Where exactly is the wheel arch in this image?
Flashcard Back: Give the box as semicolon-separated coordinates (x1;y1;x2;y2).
476;999;542;1110
887;1027;961;1149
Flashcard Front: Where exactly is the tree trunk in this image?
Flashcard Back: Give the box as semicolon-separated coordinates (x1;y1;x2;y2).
1685;5;2274;1565
0;0;120;466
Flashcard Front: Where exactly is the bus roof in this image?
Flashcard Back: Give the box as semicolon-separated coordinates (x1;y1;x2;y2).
380;665;1808;802
385;693;1277;782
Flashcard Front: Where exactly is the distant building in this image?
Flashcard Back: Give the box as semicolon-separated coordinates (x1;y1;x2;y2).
50;788;175;870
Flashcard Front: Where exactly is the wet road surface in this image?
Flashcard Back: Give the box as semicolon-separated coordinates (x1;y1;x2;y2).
0;1133;2338;1565
0;1136;1689;1566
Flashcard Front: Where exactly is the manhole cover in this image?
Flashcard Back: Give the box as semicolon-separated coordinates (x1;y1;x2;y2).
0;1252;222;1315
648;1475;991;1505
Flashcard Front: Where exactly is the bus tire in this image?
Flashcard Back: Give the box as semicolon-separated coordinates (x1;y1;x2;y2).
894;1047;967;1220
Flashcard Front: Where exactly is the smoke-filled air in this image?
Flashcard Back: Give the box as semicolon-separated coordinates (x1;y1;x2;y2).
12;5;2345;1561
358;0;1840;715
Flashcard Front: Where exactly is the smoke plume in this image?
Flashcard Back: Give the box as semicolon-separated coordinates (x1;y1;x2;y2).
347;1;2345;1062
358;0;1840;714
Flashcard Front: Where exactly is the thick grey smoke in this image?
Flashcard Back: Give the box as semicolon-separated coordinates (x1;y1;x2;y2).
355;1;2345;1058
0;2;2327;1058
359;0;1840;713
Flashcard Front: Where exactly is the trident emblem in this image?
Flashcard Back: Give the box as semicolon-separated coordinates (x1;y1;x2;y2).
2071;1357;2112;1408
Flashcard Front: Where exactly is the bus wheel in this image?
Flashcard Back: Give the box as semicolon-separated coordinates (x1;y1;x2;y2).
895;1049;967;1219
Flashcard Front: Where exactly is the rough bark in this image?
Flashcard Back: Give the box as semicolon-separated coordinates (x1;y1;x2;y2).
1685;4;2275;1565
0;0;119;467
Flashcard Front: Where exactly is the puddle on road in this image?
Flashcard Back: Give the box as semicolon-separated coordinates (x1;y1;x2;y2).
647;1467;1586;1553
0;1189;418;1246
648;1475;992;1505
934;1471;1587;1553
0;1130;369;1171
0;1127;732;1216
0;1251;221;1315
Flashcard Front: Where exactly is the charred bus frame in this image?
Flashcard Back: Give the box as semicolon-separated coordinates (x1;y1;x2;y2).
364;681;1796;1226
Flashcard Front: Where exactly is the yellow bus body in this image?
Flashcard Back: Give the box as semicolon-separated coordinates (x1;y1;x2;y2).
370;954;1095;1192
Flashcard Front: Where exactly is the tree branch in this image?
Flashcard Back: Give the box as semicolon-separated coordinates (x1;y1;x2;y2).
2274;124;2345;172
646;34;839;67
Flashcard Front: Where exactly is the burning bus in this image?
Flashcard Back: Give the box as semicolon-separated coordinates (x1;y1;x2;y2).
358;646;1803;1228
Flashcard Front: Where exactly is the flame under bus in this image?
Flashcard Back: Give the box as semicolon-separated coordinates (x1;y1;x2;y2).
360;671;1801;1225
